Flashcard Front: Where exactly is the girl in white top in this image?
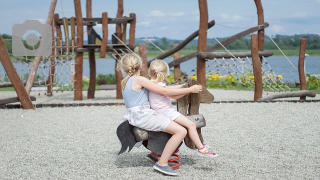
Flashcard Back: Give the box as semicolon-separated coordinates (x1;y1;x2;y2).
148;60;218;158
118;54;202;176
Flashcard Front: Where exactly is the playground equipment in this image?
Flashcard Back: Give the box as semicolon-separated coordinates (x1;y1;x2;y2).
0;0;317;109
117;78;214;168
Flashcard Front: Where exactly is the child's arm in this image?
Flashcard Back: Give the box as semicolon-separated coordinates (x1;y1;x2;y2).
165;84;185;89
136;76;201;96
167;94;186;100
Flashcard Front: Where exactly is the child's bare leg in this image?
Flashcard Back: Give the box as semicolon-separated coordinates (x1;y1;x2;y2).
174;115;204;149
158;121;187;166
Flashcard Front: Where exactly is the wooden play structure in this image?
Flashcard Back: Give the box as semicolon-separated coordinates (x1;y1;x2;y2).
0;0;317;109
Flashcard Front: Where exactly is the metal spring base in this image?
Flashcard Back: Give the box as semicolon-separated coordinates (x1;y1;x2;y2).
157;150;181;169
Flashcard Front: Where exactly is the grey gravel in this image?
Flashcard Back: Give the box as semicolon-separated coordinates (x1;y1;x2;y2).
0;90;319;179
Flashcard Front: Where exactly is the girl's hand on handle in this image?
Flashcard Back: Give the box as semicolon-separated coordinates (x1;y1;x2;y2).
190;85;202;93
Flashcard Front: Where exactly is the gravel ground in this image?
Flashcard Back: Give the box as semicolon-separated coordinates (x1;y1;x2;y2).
0;90;319;179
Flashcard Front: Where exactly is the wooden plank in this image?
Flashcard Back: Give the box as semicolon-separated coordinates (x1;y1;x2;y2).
129;13;136;47
74;0;84;100
75;44;134;52
298;38;307;100
0;96;36;105
251;34;263;101
0;35;34;109
25;0;58;94
139;43;148;78
197;0;208;87
122;23;127;43
149;20;215;64
100;12;109;58
115;0;124;99
173;44;181;82
168;22;269;68
197;51;273;59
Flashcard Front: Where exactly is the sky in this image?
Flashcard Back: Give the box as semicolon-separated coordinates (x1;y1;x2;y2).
0;0;319;40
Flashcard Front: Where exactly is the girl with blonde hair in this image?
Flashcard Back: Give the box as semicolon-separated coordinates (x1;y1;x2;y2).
147;60;218;160
118;53;202;176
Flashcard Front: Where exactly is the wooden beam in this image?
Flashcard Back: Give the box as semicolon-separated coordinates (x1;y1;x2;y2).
139;43;148;78
56;17;134;25
129;13;136;47
298;38;307;100
258;90;316;102
173;44;181;82
251;34;263;101
149;20;215;64
116;0;124;99
87;0;95;99
47;20;55;96
0;35;34;109
25;0;58;94
254;0;265;51
74;0;84;100
54;14;62;55
0;96;36;105
168;22;269;68
197;0;208;87
197;51;273;59
100;12;109;58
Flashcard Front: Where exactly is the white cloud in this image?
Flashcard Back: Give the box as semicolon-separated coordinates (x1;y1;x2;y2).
168;12;185;17
220;14;243;21
271;25;285;33
287;12;312;18
137;21;150;27
147;10;165;17
159;26;168;30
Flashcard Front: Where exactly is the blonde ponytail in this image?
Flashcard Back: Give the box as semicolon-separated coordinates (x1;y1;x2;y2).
117;53;143;89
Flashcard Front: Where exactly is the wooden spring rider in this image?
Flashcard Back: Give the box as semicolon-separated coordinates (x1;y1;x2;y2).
116;78;214;168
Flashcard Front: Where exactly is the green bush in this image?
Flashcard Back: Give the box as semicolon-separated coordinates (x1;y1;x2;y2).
96;74;116;85
306;73;320;90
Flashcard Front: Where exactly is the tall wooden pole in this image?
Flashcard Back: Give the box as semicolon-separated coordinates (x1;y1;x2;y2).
74;0;84;100
139;43;148;78
0;35;34;109
25;0;58;94
254;0;265;55
86;0;96;99
298;38;307;100
115;0;124;99
129;13;136;50
197;0;208;87
173;44;181;82
251;34;263;101
47;19;55;96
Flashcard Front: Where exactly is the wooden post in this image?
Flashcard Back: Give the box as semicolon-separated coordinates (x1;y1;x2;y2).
25;0;58;94
173;44;181;82
139;43;148;78
0;35;34;109
62;17;70;54
100;12;109;58
115;0;124;99
54;14;62;55
86;0;96;99
74;0;84;100
116;0;124;44
197;0;208;87
129;13;136;48
251;34;263;101
298;38;307;100
254;0;265;52
122;23;127;43
47;19;55;96
70;17;76;49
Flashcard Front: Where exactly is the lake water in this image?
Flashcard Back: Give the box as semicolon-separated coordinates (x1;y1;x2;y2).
1;56;319;84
